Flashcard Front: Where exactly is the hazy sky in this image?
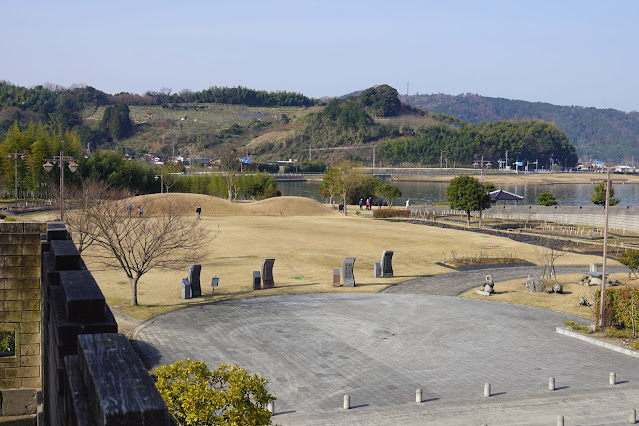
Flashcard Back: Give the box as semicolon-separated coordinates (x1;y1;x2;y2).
2;1;638;111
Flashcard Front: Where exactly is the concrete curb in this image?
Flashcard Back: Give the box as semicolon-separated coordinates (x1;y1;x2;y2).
556;327;639;359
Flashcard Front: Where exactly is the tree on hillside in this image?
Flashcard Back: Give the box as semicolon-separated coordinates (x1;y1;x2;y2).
154;359;275;425
359;84;401;117
590;182;620;206
445;175;492;226
70;183;212;305
100;104;133;140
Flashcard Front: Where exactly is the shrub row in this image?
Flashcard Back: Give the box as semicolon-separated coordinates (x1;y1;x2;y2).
594;288;639;330
373;209;411;219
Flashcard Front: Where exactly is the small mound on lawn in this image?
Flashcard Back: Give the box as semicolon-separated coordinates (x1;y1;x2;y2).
129;193;335;216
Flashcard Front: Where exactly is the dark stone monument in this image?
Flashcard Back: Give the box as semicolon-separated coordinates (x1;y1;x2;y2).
552;283;563;294
374;262;382;278
381;251;394;278
342;257;356;287
262;259;275;289
333;269;341;287
253;271;262;290
188;264;202;297
182;278;191;299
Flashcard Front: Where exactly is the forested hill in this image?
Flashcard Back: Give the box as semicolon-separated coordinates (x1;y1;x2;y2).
401;93;639;163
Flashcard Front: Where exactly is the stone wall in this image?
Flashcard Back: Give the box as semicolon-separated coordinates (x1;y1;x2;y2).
412;205;639;233
0;222;44;420
41;222;170;425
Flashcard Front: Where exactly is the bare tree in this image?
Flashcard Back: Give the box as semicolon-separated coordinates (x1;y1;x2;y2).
72;182;213;305
535;242;565;282
219;148;239;201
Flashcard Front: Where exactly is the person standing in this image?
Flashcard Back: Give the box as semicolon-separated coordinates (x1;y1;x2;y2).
359;198;364;210
196;204;202;220
138;206;143;217
126;203;132;217
365;198;370;210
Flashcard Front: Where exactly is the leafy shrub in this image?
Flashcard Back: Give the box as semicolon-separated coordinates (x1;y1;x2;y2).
373;209;411;219
4;217;15;222
0;331;15;353
154;359;274;425
594;288;639;337
564;321;590;332
537;192;558;206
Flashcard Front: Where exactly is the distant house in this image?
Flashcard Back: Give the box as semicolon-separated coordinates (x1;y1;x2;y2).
615;165;636;173
191;158;212;166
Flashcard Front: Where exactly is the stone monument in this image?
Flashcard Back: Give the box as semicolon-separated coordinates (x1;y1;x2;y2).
188;264;202;297
182;278;191;299
333;269;341;287
483;274;495;294
253;271;261;290
262;258;275;289
374;262;381;278
525;275;546;293
552;283;563;294
381;251;394;278
211;277;219;294
342;257;356;287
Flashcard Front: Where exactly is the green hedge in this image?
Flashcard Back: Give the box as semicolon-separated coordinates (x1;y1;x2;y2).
0;331;15;353
595;288;639;330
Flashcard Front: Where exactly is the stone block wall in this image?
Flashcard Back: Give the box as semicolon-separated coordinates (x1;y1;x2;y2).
41;222;171;425
412;205;639;233
0;222;44;420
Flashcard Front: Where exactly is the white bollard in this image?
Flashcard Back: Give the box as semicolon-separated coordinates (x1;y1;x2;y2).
343;394;350;410
549;377;555;391
267;401;274;414
629;408;636;424
557;415;564;426
484;383;491;397
416;388;422;403
611;372;617;385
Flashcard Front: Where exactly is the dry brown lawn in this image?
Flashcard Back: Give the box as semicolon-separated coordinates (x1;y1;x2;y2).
461;273;631;318
21;194;615;321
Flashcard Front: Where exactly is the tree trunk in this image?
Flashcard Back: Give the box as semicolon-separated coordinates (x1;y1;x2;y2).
466;211;471;226
130;275;139;306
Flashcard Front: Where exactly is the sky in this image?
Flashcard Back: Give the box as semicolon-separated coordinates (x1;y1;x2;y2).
2;0;639;112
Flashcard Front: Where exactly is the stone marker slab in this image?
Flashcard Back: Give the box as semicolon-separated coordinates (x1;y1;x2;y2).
253;271;261;290
211;277;219;294
182;279;191;299
262;259;275;289
374;262;382;278
381;251;394;278
188;264;202;297
333;269;341;287
342;257;356;287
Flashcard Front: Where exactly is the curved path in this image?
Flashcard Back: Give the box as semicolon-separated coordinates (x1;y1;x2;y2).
131;265;636;425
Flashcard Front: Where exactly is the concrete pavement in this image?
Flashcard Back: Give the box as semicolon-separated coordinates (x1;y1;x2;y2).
131;265;638;425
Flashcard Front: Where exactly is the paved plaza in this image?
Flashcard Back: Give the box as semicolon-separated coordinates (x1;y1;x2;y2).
131;266;638;425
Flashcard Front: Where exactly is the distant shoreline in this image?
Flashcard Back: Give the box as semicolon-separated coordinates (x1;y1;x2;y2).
305;171;639;185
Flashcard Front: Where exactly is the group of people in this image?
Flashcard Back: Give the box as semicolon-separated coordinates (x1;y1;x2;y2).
124;203;203;219
359;197;384;210
126;203;144;217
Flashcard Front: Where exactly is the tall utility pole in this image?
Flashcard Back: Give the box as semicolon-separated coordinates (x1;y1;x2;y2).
8;152;25;202
505;150;508;171
591;168;627;327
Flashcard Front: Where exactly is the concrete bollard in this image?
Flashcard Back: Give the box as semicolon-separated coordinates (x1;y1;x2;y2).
549;377;555;391
630;408;636;424
610;371;617;385
343;394;350;410
267;401;274;414
484;383;491;397
557;415;564;426
416;388;422;403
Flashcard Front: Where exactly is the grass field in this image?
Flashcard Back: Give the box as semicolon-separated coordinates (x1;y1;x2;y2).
21;193;614;322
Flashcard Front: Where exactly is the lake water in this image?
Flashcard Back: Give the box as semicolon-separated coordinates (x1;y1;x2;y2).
278;180;639;206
